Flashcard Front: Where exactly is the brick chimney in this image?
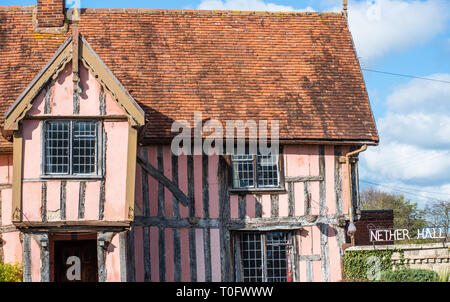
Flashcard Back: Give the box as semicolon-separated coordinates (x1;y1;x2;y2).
37;0;65;28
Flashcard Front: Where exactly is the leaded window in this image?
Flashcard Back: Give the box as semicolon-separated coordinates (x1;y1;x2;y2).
231;148;280;189
44;120;99;176
234;231;294;282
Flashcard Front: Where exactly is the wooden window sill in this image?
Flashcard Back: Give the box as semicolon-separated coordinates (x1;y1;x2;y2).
229;187;287;194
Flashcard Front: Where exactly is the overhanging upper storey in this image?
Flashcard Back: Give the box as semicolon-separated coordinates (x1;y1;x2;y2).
4;31;144;223
3;33;145;134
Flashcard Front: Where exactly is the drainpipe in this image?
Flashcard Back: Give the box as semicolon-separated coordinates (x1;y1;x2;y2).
343;144;367;246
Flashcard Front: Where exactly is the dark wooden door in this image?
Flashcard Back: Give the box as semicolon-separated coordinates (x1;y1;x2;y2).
54;240;98;282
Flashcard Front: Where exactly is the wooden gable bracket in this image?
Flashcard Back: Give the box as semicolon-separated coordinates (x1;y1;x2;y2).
3;37;73;135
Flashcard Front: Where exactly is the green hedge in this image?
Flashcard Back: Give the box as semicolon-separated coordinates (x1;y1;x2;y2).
343;249;405;281
378;268;438;282
0;262;23;282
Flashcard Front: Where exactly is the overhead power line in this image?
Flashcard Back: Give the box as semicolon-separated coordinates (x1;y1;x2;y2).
360;179;450;202
361;68;450;84
360;180;450;196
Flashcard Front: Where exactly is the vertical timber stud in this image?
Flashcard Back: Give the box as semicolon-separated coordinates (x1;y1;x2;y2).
271;194;279;218
218;156;232;281
38;233;50;282
126;227;136;281
12;131;23;222
141;147;150;217
60;181;66;220
99;88;106;116
119;231;127;282
98;179;105;220
142;146;151;282
125;123;138;221
334;146;343;216
318;146;330;281
78;181;86;219
172;153;182;281
43;82;52;114
143;226;151;281
304;182;311;215
334;146;345;280
141;147;151;282
23;233;31;282
157;145;166;282
238;195;246;220
97;233;106;282
187;154;196;281
202;154;212;281
41;182;47;222
288;182;295;217
255;194;263;218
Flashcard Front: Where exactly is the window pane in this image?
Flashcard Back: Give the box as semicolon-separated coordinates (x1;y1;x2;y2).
257;152;279;187
265;231;289;282
239;232;263;282
232;155;254;188
45;121;69;174
72;121;97;174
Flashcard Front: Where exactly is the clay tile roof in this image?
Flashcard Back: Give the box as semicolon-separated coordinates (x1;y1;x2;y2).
0;6;378;151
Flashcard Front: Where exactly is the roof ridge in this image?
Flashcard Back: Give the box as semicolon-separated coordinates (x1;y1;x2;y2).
0;6;343;16
0;5;34;11
81;8;343;16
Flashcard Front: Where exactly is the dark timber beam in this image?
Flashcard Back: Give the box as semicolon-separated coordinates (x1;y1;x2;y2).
137;155;190;207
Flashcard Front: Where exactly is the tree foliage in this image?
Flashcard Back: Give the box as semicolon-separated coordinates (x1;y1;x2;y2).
360;189;427;236
423;200;450;235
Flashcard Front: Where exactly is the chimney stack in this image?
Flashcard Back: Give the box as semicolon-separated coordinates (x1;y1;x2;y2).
37;0;65;28
343;0;348;18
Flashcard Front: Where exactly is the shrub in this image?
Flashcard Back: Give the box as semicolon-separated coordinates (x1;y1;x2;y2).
343;249;405;281
378;268;437;282
0;262;23;282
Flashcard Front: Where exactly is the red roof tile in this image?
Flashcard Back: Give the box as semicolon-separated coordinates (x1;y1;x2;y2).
0;6;379;150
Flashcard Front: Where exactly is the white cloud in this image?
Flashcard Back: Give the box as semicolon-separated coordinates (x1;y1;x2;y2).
378;112;450;149
360;73;450;206
347;0;450;61
197;0;314;11
362;142;450;185
196;0;450;61
385;74;450;114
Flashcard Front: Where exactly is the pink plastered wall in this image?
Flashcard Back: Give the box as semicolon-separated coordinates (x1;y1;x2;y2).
18;60;129;223
131;144;354;282
105;233;122;282
226;144;350;281
27;62;124;117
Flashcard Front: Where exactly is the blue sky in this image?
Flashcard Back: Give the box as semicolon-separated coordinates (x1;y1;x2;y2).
1;0;450;207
